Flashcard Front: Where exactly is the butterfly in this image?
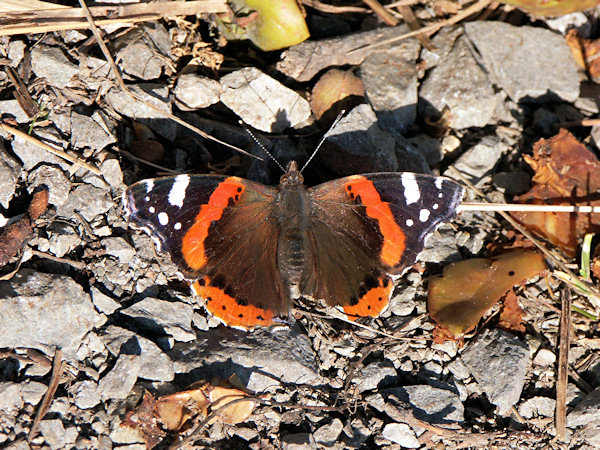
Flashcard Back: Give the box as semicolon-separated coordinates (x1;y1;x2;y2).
123;161;464;329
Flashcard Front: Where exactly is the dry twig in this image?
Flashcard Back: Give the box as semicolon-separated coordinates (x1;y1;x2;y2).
555;287;571;441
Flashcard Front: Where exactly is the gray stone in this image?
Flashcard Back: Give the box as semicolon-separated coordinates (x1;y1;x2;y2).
568;386;600;428
57;184;113;222
0;147;21;208
70;380;101;409
167;323;321;392
105;84;175;140
419;224;461;264
9;130;70;172
282;432;316;450
39;419;66;450
407;134;443;166
174;73;221;109
0;382;23;412
90;286;121;315
0;99;29;123
381;423;419;448
465;21;579;103
220;67;312;133
320;104;398;176
0;270;103;358
30;45;78;88
48;230;81;258
313;418;343;447
383;385;464;425
100;158;124;188
117;41;163;81
572;423;600;447
461;329;529;415
353;360;397;393
99;325;174;382
445;136;508;187
20;381;47;405
27;165;71;207
492;171;530;196
361;35;419;134
8;40;26;67
120;297;195;342
532;348;556;367
70;110;117;151
102;237;136;265
97;354;141;400
518;396;555;419
419;31;500;129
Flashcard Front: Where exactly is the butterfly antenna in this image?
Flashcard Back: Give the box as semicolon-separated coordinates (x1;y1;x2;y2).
239;121;285;173
299;110;346;173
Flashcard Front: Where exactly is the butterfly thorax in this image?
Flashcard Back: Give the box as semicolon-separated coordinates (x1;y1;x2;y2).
276;162;313;298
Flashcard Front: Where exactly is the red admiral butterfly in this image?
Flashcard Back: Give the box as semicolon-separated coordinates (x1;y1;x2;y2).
123;162;463;329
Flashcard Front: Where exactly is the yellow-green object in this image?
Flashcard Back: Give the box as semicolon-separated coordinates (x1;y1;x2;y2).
501;0;600;17
219;0;310;51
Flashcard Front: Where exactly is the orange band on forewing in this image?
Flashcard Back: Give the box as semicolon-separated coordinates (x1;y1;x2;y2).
191;278;275;329
181;178;245;270
343;275;392;319
345;176;405;267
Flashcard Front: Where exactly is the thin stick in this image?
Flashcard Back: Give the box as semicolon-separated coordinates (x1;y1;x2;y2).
0;123;102;175
77;0;258;160
0;1;228;37
459;202;600;214
555;287;571;441
28;348;65;441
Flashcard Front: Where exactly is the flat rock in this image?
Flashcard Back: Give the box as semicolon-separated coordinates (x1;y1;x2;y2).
167;324;321;392
419;29;500;129
100;158;124;189
0;270;103;358
382;385;464;425
361;33;419;134
70;110;117;151
20;381;47;405
353;360;397;393
0;99;29;123
39;419;66;450
313;418;343;447
174;73;221;109
120;297;195;342
99;325;174;382
0;382;24;413
220;67;312;133
0;147;21;208
56;184;113;222
27;165;71;207
97;353;141;400
90;286;121;315
461;329;529;415
320;103;398;176
70;380;101;409
444;136;508;187
281;432;316;450
465;21;579;102
518;396;555;419
9;130;71;172
101;237;136;265
30;45;78;88
381;423;419;448
568;386;600;428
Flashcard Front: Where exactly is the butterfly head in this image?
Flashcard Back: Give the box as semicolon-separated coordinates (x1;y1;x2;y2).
280;161;304;187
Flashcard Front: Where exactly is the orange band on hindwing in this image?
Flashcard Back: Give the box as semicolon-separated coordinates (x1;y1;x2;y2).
344;176;406;267
343;275;393;319
191;277;275;329
181;177;245;270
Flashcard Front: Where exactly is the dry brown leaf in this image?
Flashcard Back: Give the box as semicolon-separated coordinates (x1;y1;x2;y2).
512;129;600;256
498;290;526;334
428;250;547;339
500;0;600;17
565;29;600;81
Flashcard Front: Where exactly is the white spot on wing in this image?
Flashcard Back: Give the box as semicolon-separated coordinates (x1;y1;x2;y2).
144;196;150;202
149;206;155;213
406;219;414;227
433;203;439;210
419;209;430;222
435;177;444;190
401;173;420;205
158;212;169;225
168;174;190;208
145;179;154;193
174;222;182;230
